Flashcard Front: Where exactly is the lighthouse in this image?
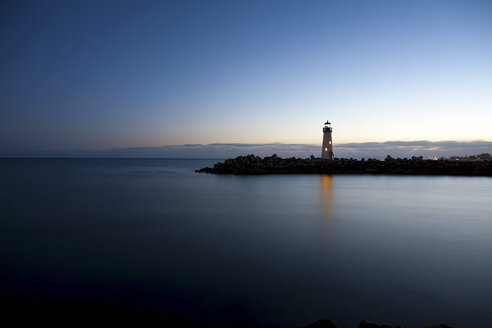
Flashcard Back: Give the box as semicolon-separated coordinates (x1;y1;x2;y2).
321;120;334;160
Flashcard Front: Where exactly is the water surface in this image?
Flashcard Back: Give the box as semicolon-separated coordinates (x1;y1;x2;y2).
1;159;491;327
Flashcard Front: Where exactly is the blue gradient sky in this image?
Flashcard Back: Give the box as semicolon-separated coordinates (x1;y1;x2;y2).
1;0;491;155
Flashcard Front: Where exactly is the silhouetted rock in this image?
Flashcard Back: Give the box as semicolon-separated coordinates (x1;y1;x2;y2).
424;325;454;328
196;155;492;176
358;321;403;328
302;319;338;328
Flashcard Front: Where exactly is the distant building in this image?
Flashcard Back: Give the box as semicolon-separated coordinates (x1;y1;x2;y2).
321;121;334;160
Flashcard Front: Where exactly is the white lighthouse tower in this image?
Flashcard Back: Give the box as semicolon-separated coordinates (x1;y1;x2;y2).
321;120;334;160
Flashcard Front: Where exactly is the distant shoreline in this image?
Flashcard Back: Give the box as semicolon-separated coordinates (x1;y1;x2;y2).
196;154;492;176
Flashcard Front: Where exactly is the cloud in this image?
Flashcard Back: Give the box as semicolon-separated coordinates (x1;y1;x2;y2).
101;143;321;158
334;140;492;159
4;140;490;159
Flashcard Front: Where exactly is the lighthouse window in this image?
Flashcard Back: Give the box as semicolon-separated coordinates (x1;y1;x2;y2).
324;148;328;151
329;141;332;144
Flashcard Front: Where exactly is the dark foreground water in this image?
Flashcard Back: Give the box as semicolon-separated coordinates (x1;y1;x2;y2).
1;159;491;327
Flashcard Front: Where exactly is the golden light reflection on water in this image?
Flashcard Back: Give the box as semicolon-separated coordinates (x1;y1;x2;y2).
320;174;334;226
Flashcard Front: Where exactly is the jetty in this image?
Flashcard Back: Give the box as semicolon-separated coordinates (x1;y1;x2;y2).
196;154;492;176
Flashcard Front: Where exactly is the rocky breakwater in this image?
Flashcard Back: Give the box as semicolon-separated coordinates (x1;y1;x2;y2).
196;154;492;176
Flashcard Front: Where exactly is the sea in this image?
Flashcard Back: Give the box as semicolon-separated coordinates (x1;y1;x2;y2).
1;158;491;328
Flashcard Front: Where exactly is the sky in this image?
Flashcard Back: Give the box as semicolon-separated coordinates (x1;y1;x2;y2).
1;0;491;157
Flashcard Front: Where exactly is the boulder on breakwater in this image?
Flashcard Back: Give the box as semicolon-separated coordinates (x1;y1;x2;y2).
196;154;492;176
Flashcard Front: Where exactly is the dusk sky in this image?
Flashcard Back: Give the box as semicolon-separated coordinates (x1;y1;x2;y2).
1;0;491;156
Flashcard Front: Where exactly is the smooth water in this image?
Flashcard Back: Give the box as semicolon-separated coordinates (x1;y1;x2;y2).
1;159;491;327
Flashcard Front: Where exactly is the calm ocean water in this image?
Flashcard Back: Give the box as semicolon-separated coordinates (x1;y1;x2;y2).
1;159;491;327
